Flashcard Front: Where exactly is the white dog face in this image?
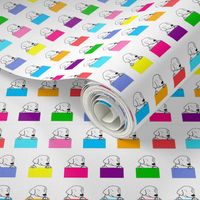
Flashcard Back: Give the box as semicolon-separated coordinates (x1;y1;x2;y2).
103;70;121;83
44;0;58;8
58;15;71;24
140;186;159;198
152;74;165;91
0;55;16;65
138;155;157;168
99;10;112;18
173;155;192;168
32;155;50;168
65;36;78;44
25;65;40;75
0;102;7;112
76;3;88;11
18;127;36;139
67;155;86;168
103;155;121;168
60;61;73;70
133;92;146;110
40;27;54;37
123;53;141;66
3;2;16;10
156;0;170;7
52;127;69;139
159;22;175;33
171;57;182;74
55;102;71;113
103;185;122;198
157;103;168;113
115;0;128;5
188;42;199;59
65;185;85;198
21;41;36;51
10;79;26;89
45;50;60;59
142;37;158;49
176;8;191;18
41;81;57;88
153;128;171;139
72;80;87;88
29;185;48;198
7;24;21;33
82;23;96;31
184;103;200;113
0;185;11;198
86;128;103;139
0;155;15;167
26;11;40;20
196;80;200;89
23;102;39;112
177;186;196;198
187;128;200;139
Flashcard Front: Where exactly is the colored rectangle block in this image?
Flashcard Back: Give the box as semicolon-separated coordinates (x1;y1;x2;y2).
0;113;8;121
131;57;152;73
18;112;41;121
100;168;124;178
83;139;106;148
71;36;89;46
14;139;38;148
84;113;90;121
65;59;84;70
111;41;130;51
150;112;171;122
0;139;5;148
147;12;165;21
151;41;170;57
194;89;200;97
168;26;187;41
51;112;73;121
31;66;50;77
186;139;200;149
129;26;148;36
53;75;64;80
122;16;137;25
46;30;64;41
171;88;184;97
104;29;121;39
106;10;122;19
49;2;66;12
182;113;200;122
28;44;45;55
77;72;92;78
0;16;8;25
64;17;82;28
117;139;140;148
122;0;136;7
6;88;27;96
136;168;160;178
173;68;185;87
85;44;103;54
70;88;81;96
154;86;168;105
111;74;133;92
89;23;105;33
185;12;200;26
49;139;71;148
12;26;31;38
194;67;200;74
164;0;179;7
32;14;49;25
64;168;88;178
91;56;111;68
38;88;59;96
138;3;154;12
9;4;26;15
0;167;16;177
82;5;99;15
28;168;52;178
190;53;200;71
135;103;150;124
6;58;26;70
152;139;176;148
171;168;196;178
0;40;12;51
51;51;69;61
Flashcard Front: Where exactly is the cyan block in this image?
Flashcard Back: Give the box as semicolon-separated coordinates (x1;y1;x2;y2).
186;139;200;149
0;40;12;51
128;26;148;36
31;66;50;77
89;23;105;33
171;88;184;97
91;56;111;68
135;103;150;124
83;139;106;148
6;88;28;96
32;14;49;25
14;138;38;148
190;53;200;71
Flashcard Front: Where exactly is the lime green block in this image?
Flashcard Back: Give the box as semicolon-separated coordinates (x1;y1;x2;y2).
136;168;160;178
185;12;200;26
85;44;103;54
51;112;73;121
0;16;8;25
82;5;99;15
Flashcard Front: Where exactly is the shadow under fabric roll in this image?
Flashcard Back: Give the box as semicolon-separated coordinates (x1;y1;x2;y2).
0;0;200;138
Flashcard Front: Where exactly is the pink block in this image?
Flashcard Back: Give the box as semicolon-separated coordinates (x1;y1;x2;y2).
138;3;154;12
64;168;88;178
46;30;64;41
111;41;130;51
151;41;171;57
52;75;64;80
12;26;31;38
150;113;172;122
0;113;8;121
106;10;122;19
48;139;71;148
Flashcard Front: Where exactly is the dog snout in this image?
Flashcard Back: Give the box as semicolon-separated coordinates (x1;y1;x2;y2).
154;194;158;197
31;134;35;137
152;162;156;166
46;162;50;165
196;109;199;112
117;194;121;197
142;98;145;102
80;193;84;197
167;135;170;138
117;162;120;166
10;162;14;165
81;162;85;166
43;193;47;196
35;108;38;111
6;193;10;196
161;81;164;85
192;194;195;197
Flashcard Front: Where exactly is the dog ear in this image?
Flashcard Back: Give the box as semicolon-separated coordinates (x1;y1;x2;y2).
103;187;110;195
140;187;148;195
177;188;184;196
103;157;110;164
29;187;36;195
33;156;40;164
68;156;75;164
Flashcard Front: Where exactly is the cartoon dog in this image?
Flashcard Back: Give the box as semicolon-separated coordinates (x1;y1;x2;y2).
60;61;74;70
115;17;130;25
173;156;194;168
152;74;166;94
40;81;57;89
85;128;104;139
58;15;72;25
31;155;51;168
171;57;183;76
3;2;17;10
133;92;147;112
176;9;192;19
187;128;200;140
79;46;93;54
155;0;172;7
44;0;59;8
157;103;168;113
26;185;49;200
83;58;99;67
139;13;154;21
65;36;78;45
159;22;177;34
17;127;37;139
115;0;128;5
121;27;137;35
10;79;26;89
142;37;159;50
22;102;39;113
153;128;172;140
21;41;38;52
193;0;200;6
51;127;70;139
183;103;200;113
188;42;199;60
82;23;96;31
176;186;198;200
102;155;122;168
0;55;16;66
101;185;124;200
40;27;54;38
0;155;15;168
45;50;61;60
138;155;158;168
75;3;88;11
99;10;112;18
195;80;200;89
26;11;40;21
64;185;86;200
25;65;41;75
103;70;123;84
7;24;21;33
123;53;142;66
0;102;7;113
66;155;87;168
0;185;12;200
98;31;112;39
138;186;161;200
71;80;87;88
54;102;71;113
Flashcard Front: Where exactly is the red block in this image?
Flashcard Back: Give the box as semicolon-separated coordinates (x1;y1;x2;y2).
0;138;5;148
70;88;82;96
152;139;176;148
77;72;92;79
71;36;89;46
164;0;179;7
173;68;185;87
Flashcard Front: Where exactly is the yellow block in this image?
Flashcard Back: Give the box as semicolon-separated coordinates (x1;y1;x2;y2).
154;85;168;105
28;0;38;2
122;16;137;25
194;67;200;75
50;2;66;12
117;139;140;148
28;167;52;178
51;51;70;61
28;44;46;56
38;88;59;96
131;57;153;74
194;89;200;97
147;12;165;21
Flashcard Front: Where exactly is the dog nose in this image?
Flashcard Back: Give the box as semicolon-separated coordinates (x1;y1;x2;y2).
192;194;195;197
161;81;164;84
167;135;170;138
117;194;121;197
10;162;14;165
142;99;145;102
35;108;38;111
43;193;47;196
46;162;49;165
152;163;156;165
197;109;200;112
6;193;9;196
32;134;35;137
154;194;158;197
65;134;69;137
80;194;84;197
81;162;85;166
117;163;120;165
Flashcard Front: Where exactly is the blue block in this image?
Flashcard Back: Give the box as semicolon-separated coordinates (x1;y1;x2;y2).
171;88;184;97
171;168;196;178
14;138;38;148
6;88;28;96
91;56;111;68
89;23;105;33
104;29;121;39
135;103;150;124
83;139;106;148
98;0;108;2
31;66;50;77
0;40;12;51
32;14;49;25
84;113;90;121
129;26;148;36
6;58;26;70
122;0;136;7
186;139;200;149
111;74;133;92
0;167;17;177
190;53;200;71
9;4;26;15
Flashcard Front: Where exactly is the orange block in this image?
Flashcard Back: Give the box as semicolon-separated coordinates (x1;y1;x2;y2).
51;51;69;61
154;85;168;105
50;2;66;12
38;88;59;96
147;12;165;21
117;139;140;148
194;89;200;97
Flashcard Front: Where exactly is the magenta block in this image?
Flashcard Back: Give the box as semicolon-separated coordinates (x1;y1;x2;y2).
64;168;88;178
150;113;172;122
0;112;8;121
151;41;171;57
46;30;64;41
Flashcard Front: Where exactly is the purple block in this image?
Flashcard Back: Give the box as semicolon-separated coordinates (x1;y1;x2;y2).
171;168;196;178
18;112;41;121
100;168;124;178
168;26;188;41
64;17;82;28
65;59;84;70
6;58;26;70
0;167;17;177
182;113;200;122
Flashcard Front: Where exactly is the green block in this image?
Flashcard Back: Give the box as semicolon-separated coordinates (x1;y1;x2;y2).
185;12;200;26
51;112;73;121
82;5;99;15
0;16;8;25
85;44;103;54
136;168;160;178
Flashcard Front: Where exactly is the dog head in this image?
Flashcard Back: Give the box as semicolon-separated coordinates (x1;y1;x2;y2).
29;185;48;198
171;57;182;72
68;155;86;167
0;155;15;167
157;103;168;113
140;186;159;198
0;55;15;65
184;103;200;113
0;102;6;112
26;11;40;20
40;27;54;37
23;102;39;112
32;155;50;167
65;185;85;198
123;53;140;65
177;186;196;198
55;102;71;112
75;3;88;11
133;92;146;108
159;22;175;32
52;127;69;139
21;41;36;50
0;185;10;198
152;74;165;89
138;155;157;168
187;128;200;139
10;79;26;88
86;128;103;139
188;42;198;56
25;65;40;75
103;185;122;198
103;155;121;168
176;8;191;18
153;128;171;139
103;70;121;83
82;23;95;31
44;0;57;8
142;37;158;48
115;0;128;5
19;127;36;138
58;15;71;24
173;155;192;168
7;24;21;33
3;2;16;10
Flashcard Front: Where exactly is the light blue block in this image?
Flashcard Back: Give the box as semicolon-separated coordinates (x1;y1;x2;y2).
135;103;150;124
89;23;105;33
0;40;12;51
14;138;38;148
32;14;49;25
31;66;50;77
83;139;106;148
190;53;200;71
171;88;184;97
104;29;121;39
122;0;136;7
186;139;200;149
91;56;111;68
6;88;28;96
129;26;148;36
